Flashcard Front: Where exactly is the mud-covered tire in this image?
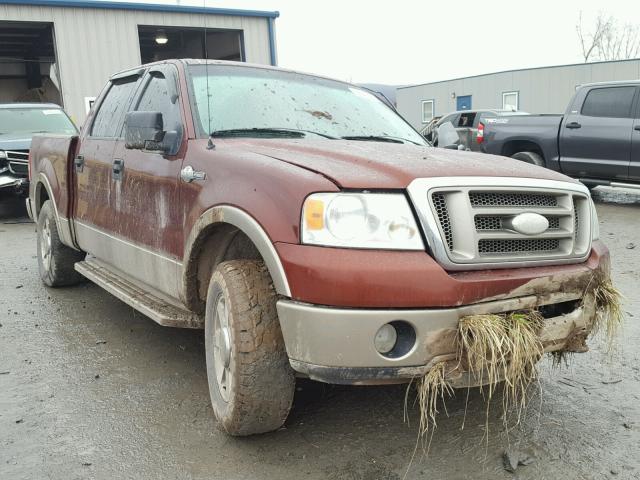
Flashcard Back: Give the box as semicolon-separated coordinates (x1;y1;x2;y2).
512;151;545;167
205;259;295;436
36;200;85;287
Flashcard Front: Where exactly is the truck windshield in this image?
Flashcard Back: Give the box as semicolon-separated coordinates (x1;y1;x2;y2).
0;107;77;136
188;65;426;145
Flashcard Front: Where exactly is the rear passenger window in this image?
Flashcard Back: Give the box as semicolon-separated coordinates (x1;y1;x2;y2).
91;78;138;137
581;87;636;118
135;73;181;131
457;112;477;127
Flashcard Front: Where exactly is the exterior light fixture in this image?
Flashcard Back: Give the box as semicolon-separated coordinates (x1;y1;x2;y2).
155;30;168;45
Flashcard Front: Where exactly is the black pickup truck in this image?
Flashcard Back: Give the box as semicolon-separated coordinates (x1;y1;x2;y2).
481;81;640;189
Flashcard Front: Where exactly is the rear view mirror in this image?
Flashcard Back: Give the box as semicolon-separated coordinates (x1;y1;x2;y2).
124;111;165;151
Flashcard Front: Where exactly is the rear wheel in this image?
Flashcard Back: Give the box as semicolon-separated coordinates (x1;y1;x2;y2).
511;151;545;167
36;200;85;287
205;259;295;436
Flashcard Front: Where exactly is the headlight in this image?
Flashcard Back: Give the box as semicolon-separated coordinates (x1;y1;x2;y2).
590;198;599;241
0;150;6;159
301;192;424;250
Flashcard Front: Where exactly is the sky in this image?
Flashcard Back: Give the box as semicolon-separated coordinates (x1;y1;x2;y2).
126;0;640;86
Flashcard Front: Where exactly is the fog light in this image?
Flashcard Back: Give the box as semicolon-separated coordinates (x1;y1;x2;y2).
374;323;398;354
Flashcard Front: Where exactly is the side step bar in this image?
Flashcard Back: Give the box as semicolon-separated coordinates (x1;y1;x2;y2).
579;178;640;191
75;260;203;329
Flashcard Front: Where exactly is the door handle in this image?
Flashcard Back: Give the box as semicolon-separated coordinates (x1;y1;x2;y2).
180;165;206;183
112;158;124;181
74;155;84;173
566;121;582;129
634;125;640;131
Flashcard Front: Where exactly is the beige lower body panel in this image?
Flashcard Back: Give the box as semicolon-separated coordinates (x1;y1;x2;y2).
74;221;182;300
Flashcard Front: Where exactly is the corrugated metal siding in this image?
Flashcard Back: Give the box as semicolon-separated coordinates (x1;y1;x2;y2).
0;4;272;124
397;59;640;129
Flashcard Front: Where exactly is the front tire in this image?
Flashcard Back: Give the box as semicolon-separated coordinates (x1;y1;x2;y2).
511;151;545;167
205;260;295;436
36;200;85;287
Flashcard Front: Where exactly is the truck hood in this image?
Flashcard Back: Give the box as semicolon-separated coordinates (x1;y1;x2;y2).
230;138;577;189
0;133;31;151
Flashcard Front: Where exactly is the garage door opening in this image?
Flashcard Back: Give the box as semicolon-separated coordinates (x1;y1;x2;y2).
138;26;244;64
0;21;62;105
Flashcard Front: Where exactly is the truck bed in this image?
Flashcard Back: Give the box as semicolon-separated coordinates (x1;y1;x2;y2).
482;114;563;158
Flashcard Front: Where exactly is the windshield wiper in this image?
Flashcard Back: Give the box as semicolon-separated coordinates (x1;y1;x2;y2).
211;128;336;139
341;135;420;145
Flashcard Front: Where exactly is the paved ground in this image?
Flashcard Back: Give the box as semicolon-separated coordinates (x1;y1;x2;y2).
1;188;639;480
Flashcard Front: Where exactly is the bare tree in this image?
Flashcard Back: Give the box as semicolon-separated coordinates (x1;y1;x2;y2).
577;12;610;62
577;12;640;62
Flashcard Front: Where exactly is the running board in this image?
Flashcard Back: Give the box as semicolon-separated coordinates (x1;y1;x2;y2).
579;178;640;191
75;260;203;329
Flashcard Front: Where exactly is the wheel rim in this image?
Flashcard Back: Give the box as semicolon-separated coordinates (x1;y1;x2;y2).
40;218;52;273
213;293;232;402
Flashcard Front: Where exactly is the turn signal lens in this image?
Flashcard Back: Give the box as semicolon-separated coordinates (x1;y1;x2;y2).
304;198;325;230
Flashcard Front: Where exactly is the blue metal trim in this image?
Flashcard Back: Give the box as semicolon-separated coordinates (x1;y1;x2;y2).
267;17;277;66
0;0;280;18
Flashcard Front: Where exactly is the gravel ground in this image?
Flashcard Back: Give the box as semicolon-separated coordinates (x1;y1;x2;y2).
1;188;638;480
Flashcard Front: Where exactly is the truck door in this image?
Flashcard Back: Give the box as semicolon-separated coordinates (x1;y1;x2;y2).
73;72;142;254
108;65;186;299
629;91;640;182
559;85;636;180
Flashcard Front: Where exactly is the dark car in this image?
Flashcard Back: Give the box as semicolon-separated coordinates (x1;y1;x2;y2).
480;81;640;189
428;109;528;151
0;103;77;195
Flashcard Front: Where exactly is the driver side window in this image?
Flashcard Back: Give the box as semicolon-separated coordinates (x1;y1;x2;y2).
134;73;181;131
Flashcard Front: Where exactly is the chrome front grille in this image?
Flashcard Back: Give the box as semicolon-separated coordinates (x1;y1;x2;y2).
474;215;561;231
431;192;453;250
469;192;557;208
478;238;560;255
6;150;29;176
407;177;593;270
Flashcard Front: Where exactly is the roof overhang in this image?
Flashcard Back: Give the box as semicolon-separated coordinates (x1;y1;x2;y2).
0;0;280;19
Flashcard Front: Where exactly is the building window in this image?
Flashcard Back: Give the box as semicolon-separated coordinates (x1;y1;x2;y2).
502;91;519;111
422;100;434;123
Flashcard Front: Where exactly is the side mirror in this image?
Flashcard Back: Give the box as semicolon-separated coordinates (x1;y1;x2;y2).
124;111;166;151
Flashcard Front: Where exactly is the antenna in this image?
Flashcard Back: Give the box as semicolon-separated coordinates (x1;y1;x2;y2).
203;0;214;149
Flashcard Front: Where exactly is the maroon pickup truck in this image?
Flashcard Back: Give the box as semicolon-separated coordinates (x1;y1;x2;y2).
28;59;610;436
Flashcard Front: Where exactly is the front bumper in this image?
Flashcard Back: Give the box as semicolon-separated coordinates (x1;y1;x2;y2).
277;292;595;385
0;174;28;194
277;243;609;386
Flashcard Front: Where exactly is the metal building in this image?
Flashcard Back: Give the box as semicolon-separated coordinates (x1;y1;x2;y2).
397;58;640;130
0;0;278;124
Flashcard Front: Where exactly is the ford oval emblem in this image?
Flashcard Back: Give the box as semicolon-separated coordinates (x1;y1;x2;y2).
511;213;549;235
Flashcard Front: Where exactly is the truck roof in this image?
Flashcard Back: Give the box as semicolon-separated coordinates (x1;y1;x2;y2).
109;59;356;90
0;103;62;109
579;80;640;88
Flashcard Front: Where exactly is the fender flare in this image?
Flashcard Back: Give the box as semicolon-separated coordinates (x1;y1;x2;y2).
183;205;291;298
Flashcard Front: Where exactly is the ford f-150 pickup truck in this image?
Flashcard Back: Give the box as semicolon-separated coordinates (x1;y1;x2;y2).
28;59;610;436
481;81;640;189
